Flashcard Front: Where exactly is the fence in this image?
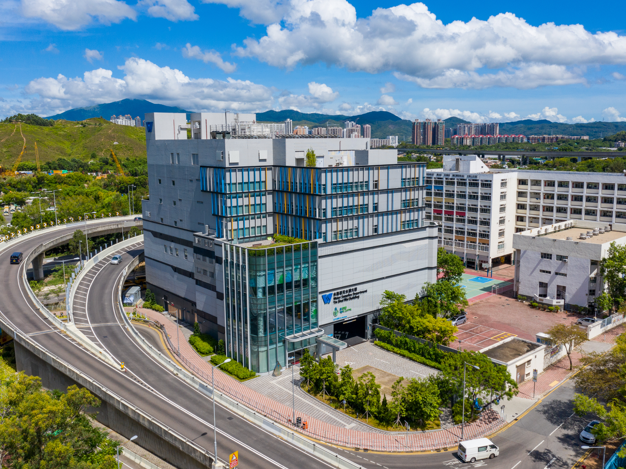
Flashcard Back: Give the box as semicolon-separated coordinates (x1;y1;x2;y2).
587;313;626;340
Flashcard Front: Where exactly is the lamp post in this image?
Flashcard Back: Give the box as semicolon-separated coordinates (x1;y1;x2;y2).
117;435;138;469
461;362;480;441
83;211;96;259
128;185;136;215
43;189;59;226
581;446;606;469
30;192;43;224
212;358;231;468
288;354;296;425
177;308;180;354
60;257;79;288
79;240;82;267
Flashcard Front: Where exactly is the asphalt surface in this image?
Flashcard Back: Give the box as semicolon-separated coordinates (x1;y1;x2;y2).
0;224;592;469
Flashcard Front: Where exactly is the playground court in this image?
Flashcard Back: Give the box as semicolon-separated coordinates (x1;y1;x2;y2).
459;273;512;303
454;322;518;352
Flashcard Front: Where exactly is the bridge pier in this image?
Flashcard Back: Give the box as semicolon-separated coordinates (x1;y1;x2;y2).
32;253;45;281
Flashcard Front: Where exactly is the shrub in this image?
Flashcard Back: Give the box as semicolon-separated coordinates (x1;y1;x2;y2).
210;355;256;380
374;341;443;370
517;295;527;301
143;301;164;312
145;289;156;304
530;302;539;308
188;333;217;356
374;328;447;365
217;339;225;355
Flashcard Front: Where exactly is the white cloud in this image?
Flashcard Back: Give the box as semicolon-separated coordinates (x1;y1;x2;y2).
613;72;626;80
155;42;169;50
525;106;568;123
420;106;591;124
278;81;338;109
338;102;353;112
377;94;397;106
43;43;59;53
140;0;198;21
571;116;595;123
380;82;395;94
84;49;103;63
422;108;487;123
182;43;237;73
602;107;626;122
21;0;136;31
22;57;273;116
406;98;413;105
226;0;626;89
504;112;520;120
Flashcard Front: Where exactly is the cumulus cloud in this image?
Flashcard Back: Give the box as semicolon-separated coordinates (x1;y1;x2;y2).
602;107;626;122
420;107;590;124
377;94;397;106
339;102;353;112
278;81;338;109
139;0;198;21
84;49;103;63
525;106;568;123
23;57;273;116
221;0;626;89
182;43;237;73
380;82;395;94
43;43;59;54
21;0;136;30
613;72;626;80
155;42;169;50
571;116;595;123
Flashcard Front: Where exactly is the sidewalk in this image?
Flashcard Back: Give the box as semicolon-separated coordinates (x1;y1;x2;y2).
134;306;507;452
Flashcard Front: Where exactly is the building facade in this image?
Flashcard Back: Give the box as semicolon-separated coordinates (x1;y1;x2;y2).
412;119;445;146
142;112;438;373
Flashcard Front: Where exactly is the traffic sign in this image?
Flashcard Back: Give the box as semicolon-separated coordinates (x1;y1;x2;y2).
533;369;538;382
229;451;239;468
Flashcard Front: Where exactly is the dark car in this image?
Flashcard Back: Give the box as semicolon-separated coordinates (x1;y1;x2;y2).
10;252;23;264
133;217;143;221
450;313;467;326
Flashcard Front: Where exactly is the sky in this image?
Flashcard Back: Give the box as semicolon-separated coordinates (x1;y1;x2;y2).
1;0;626;123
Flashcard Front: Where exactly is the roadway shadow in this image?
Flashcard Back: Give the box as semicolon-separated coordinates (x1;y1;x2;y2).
528;448;569;469
538;398;582;431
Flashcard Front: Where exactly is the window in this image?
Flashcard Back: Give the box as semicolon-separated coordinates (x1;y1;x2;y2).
544;193;555;200
500;193;507;200
544;181;555;187
169;246;173;255
585;209;597;216
158;179;162;184
159;198;162;204
501;180;508;188
498;242;505;250
572;195;583;202
518;191;527;198
571;208;582;215
555;272;567;277
543;206;554;212
192;153;199;165
558;181;569;188
587;183;599;190
557;194;568;200
603;184;615;191
518;179;528;186
499;217;505;225
517;204;527;210
572;182;584;189
216;150;224;161
176;153;180;164
500;205;506;213
516;216;525;222
556;207;567;214
602;197;614;204
531;180;541;187
589;290;596;296
174;221;178;226
478;447;488;453
540;269;551;274
498;229;505;238
184;249;188;259
164;245;167;253
539;282;548;288
586;196;598;203
541;253;553;259
172;180;176;186
170;153;175;164
173;201;176;206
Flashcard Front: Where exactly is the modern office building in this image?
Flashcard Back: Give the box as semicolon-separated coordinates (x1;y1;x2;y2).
142;112;438;373
412;119;445;146
513;220;626;308
426;154;626;269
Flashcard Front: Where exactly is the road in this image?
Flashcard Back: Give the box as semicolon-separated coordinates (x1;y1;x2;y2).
0;224;592;469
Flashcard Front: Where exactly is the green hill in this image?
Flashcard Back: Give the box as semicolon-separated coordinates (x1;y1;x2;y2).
0;118;146;169
47;99;190;121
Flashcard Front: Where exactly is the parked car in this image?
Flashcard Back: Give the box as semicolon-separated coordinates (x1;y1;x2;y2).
579;420;600;444
110;254;122;265
450;313;467;326
458;438;499;463
576;317;600;327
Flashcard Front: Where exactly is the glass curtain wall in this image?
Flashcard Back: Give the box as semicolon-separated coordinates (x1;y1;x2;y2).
224;240;318;373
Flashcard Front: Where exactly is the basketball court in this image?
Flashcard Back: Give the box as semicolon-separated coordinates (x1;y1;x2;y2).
454;322;518;352
458;273;512;302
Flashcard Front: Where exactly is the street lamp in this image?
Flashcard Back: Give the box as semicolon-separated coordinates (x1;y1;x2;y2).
581;446;606;469
127;185;136;215
59;257;79;288
83;211;96;259
461;362;480;441
43;189;60;226
212;358;231;468
288;355;296;426
117;435;138;469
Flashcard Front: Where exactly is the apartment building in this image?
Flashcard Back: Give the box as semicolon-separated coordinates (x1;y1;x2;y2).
425;155;517;269
142;112;437;373
412;119;445;146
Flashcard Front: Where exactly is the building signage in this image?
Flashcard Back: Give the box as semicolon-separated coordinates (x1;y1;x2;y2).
146;122;153;132
331;287;367;305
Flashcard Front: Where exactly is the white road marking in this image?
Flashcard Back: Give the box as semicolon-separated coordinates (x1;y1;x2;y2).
530;440;544;454
550;423;564;436
544;457;557;469
511;461;522;469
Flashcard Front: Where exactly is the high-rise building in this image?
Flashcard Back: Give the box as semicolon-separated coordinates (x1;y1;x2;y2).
327;127;342;137
285;119;293;135
141;112;437;374
363;124;371;139
312;127;327;136
412;119;444;146
135;116;142;127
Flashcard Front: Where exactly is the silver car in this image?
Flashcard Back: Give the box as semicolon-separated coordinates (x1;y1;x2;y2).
579;421;600;444
110;254;122;265
451;313;468;326
577;317;600;327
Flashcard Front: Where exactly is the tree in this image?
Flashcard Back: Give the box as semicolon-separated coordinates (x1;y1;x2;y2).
299;349;317;388
68;230;93;257
574;334;626;403
316;356;337;396
356;372;380;421
336;365;356;411
600;242;626;308
437;248;465;284
305;149;316;167
403;377;442;428
547;323;588;370
390;378;407;427
420;281;468;319
574;395;626;452
594;292;613;316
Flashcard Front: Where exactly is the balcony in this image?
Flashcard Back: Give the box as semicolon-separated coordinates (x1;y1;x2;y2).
586;189;599;195
557;186;570;192
570;201;583;206
516;209;527;214
601;203;615;209
571;187;584;193
600;216;613;223
569;213;582;219
529;210;541;216
556;199;568;205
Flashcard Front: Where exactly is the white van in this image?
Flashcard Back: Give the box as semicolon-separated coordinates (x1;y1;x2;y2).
458;438;499;463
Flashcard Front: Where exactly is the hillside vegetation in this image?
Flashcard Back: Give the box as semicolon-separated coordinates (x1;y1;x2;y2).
0;118;146;169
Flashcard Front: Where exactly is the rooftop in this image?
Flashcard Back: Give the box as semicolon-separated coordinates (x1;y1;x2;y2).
482;338;542;363
543;227;626;244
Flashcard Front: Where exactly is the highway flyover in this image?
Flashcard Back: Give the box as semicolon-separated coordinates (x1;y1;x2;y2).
0;222;594;469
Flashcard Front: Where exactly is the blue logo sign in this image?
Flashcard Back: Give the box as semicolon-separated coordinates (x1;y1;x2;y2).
322;293;333;305
146;122;153;132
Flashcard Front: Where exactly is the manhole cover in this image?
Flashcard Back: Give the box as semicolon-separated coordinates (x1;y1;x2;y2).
473;316;478;319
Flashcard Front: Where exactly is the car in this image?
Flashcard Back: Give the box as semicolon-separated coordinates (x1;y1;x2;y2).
10;252;23;265
133;217;143;221
450;313;467;326
579;420;600;444
577;317;600;327
110;254;122;265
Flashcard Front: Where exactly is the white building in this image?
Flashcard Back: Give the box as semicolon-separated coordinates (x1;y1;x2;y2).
285;118;293;135
110;114;138;126
513;220;626;309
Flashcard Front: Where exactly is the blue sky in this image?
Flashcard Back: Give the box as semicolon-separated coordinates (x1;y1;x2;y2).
2;0;626;123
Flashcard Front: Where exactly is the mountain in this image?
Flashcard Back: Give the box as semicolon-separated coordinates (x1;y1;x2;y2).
0;118;146;168
499;120;626;139
443;117;470;127
47;99;191;121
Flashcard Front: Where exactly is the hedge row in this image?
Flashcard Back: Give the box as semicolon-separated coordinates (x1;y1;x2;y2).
374;342;443;370
189;334;214;356
143;301;164;312
210;355;256;380
374;328;447;364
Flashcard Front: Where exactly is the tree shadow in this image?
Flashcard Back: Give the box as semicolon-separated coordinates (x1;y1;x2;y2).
528;448;570;469
538;398;583;431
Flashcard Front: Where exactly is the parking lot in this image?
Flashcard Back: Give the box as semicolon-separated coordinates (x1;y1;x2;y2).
455;322;518;352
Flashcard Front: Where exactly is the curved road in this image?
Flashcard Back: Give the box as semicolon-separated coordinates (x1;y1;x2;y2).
0;225;591;469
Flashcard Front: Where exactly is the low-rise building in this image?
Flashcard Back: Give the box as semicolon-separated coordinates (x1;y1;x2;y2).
513;220;626;308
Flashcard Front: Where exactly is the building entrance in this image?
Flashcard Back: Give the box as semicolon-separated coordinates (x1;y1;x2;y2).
333;315;367;346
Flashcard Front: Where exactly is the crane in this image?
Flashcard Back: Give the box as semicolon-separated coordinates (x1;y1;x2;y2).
109;149;125;175
35;141;40;172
